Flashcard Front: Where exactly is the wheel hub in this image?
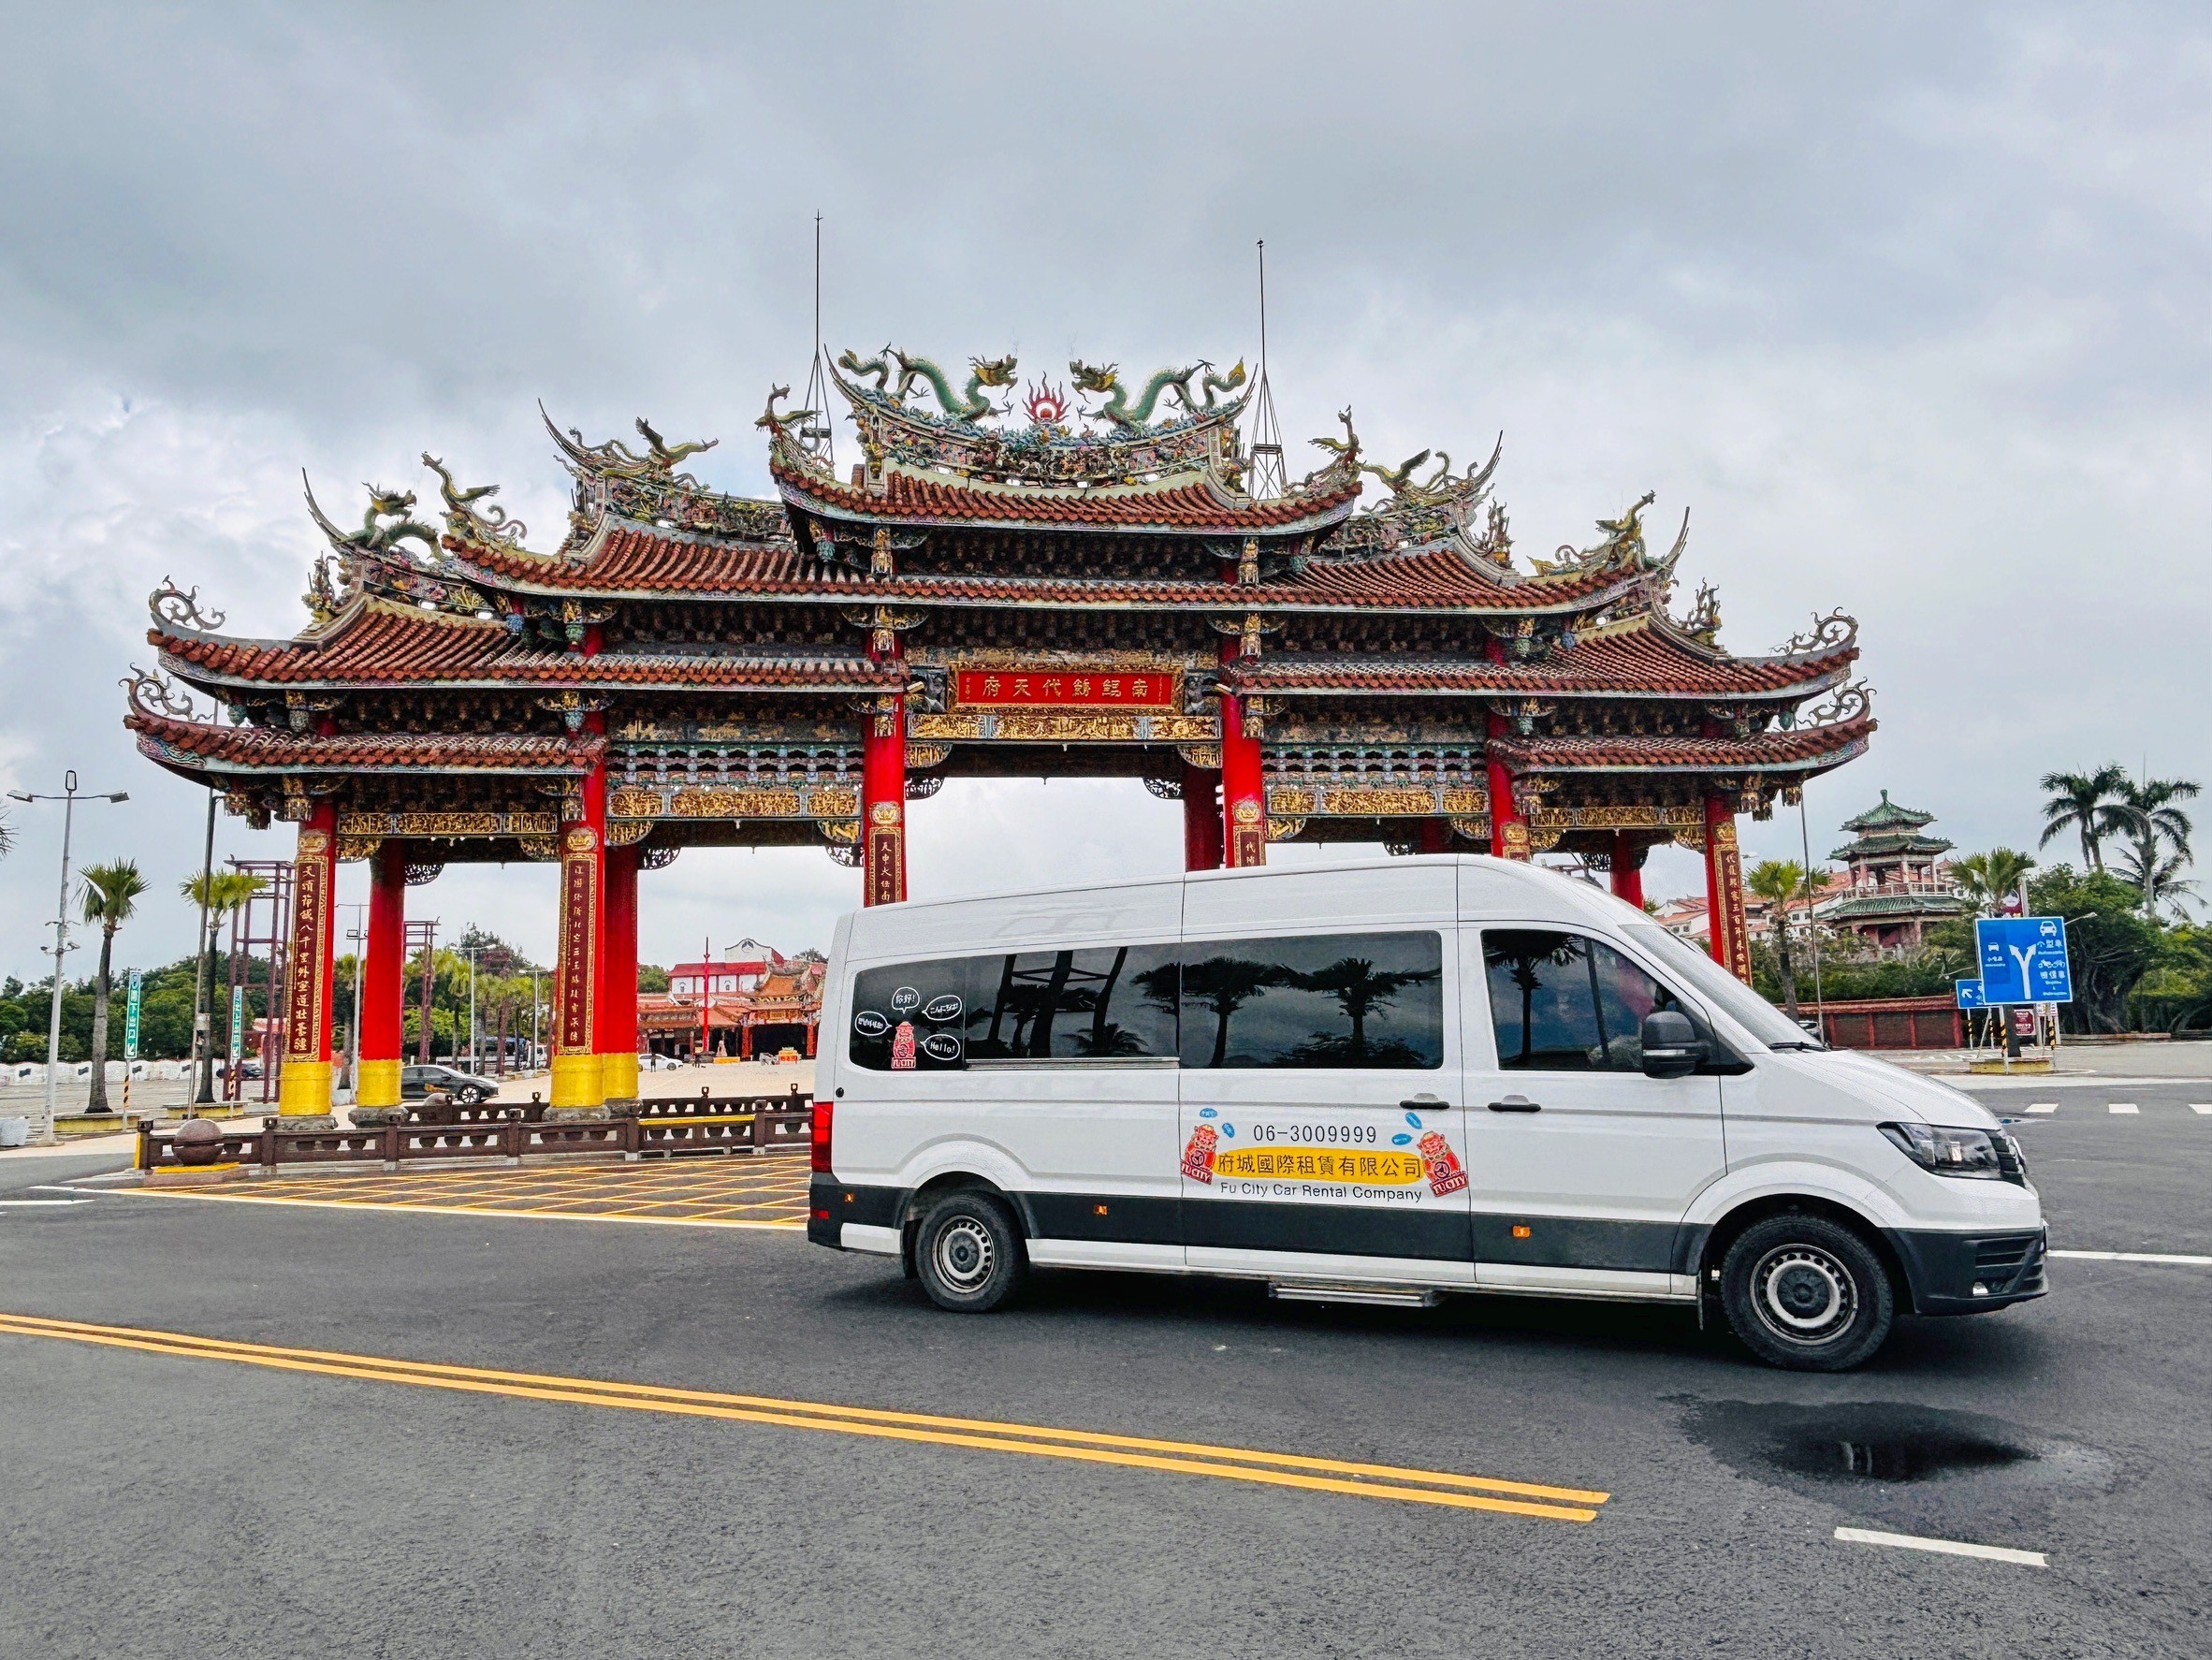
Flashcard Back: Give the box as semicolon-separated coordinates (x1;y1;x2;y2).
933;1217;996;1291
1754;1245;1855;1342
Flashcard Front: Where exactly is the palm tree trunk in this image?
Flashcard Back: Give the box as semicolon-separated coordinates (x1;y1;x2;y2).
87;925;115;1113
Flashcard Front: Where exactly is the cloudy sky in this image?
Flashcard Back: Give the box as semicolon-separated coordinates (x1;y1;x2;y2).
2;1;2205;980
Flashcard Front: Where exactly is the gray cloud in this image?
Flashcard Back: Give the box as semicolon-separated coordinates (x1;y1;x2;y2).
2;1;2205;976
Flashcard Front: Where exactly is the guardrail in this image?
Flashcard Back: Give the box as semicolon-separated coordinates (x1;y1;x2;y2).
137;1096;812;1174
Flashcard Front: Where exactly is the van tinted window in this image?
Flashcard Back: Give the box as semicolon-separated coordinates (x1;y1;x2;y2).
1179;932;1443;1070
849;945;1178;1070
1483;928;1686;1071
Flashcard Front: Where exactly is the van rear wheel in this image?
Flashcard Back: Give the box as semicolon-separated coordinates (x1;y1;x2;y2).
914;1191;1027;1313
1720;1215;1894;1372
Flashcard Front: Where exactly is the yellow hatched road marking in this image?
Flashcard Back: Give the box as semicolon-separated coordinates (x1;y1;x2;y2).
0;1312;1606;1522
125;1190;804;1230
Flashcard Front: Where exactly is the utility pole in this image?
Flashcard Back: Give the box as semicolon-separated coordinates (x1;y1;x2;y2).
7;773;130;1143
190;793;217;1105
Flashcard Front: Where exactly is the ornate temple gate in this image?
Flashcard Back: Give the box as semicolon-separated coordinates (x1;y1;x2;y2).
126;346;1871;1127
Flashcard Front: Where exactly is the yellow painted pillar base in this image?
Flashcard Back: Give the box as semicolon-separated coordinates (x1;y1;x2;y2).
601;1052;639;1103
356;1058;402;1110
549;1052;604;1110
276;1060;333;1119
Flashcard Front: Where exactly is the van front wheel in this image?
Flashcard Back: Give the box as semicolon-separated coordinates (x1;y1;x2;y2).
915;1192;1027;1313
1720;1215;1894;1371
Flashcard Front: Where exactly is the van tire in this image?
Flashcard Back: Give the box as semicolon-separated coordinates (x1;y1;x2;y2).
1720;1215;1893;1372
914;1192;1027;1313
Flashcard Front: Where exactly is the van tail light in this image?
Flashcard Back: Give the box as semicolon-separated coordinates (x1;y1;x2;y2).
810;1100;834;1172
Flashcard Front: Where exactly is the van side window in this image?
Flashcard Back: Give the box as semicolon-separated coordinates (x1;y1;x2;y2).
849;945;1178;1070
1482;929;1685;1071
1179;931;1443;1070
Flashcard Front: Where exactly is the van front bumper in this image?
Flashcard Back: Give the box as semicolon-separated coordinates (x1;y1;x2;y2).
1884;1226;2048;1316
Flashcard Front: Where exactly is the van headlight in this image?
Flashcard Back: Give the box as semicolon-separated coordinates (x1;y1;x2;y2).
1879;1121;2028;1186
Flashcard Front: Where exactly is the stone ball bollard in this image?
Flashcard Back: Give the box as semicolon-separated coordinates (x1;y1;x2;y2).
172;1118;226;1167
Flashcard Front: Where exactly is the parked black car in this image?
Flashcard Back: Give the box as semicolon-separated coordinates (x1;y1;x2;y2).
400;1064;491;1105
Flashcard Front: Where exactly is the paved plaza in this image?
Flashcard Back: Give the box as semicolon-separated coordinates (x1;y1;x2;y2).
0;1058;2205;1657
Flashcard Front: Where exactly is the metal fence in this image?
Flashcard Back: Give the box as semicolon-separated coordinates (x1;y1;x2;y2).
138;1095;813;1174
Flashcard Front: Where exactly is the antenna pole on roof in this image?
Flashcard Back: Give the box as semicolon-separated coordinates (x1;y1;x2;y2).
1244;240;1287;501
799;212;837;468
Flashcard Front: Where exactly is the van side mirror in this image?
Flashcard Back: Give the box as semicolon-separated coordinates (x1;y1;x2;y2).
1640;1011;1706;1079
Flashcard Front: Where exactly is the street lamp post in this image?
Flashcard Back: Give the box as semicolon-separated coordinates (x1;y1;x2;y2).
8;773;129;1145
342;907;367;1098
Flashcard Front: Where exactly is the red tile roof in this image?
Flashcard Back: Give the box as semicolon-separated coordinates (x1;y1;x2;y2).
451;523;1633;613
774;457;1362;533
1223;622;1854;700
1491;715;1876;773
127;712;603;772
153;604;906;692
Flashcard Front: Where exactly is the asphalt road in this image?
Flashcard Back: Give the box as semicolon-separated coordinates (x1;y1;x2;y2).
0;1079;2205;1658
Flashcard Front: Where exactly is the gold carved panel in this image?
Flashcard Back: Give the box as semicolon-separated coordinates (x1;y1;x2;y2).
337;810;558;838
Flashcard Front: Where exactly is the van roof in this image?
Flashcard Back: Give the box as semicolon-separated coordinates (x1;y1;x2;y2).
839;854;1640;934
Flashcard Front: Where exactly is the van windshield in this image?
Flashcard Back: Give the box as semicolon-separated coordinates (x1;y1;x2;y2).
1620;923;1823;1051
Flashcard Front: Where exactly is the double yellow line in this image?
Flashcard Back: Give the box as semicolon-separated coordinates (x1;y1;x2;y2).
0;1311;1607;1522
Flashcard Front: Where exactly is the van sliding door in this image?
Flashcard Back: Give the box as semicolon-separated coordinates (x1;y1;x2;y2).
1177;927;1472;1286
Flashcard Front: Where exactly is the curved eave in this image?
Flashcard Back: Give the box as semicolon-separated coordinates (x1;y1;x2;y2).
423;519;1649;616
125;713;601;779
1224;659;1852;704
1491;716;1876;776
773;460;1361;540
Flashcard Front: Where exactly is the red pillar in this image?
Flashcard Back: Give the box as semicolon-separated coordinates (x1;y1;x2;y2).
1703;790;1753;981
1181;764;1223;871
1609;830;1647;909
805;1020;817;1058
276;801;338;1120
357;841;406;1109
861;692;907;905
740;1021;753;1061
552;759;607;1111
597;843;639;1104
1219;697;1267;868
1487;754;1529;861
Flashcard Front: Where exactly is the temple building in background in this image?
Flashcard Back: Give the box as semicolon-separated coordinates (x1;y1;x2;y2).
124;341;1871;1125
1823;790;1963;953
639;946;823;1061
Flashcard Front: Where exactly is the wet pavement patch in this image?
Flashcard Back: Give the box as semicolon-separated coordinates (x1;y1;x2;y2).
1681;1400;2040;1488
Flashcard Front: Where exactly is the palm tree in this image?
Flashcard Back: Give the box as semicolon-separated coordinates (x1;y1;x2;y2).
79;860;149;1113
1745;860;1808;1018
1291;955;1439;1065
1179;955;1289;1069
1951;848;2038;917
2112;839;2201;922
2038;765;2131;871
2112;775;2199;888
182;868;267;1102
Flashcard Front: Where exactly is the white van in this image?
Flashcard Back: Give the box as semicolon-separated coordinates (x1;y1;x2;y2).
808;858;2045;1371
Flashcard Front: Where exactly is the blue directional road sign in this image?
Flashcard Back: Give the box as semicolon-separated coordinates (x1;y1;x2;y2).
1975;916;2074;1005
1955;979;1987;1010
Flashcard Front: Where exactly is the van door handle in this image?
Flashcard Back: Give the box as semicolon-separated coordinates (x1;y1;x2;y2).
1487;1096;1542;1113
1400;1094;1448;1110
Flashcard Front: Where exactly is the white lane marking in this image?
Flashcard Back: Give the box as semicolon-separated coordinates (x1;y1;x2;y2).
2026;1103;2057;1114
2050;1249;2212;1266
1835;1526;2045;1566
0;1199;93;1207
2190;1104;2211;1115
2108;1102;2139;1114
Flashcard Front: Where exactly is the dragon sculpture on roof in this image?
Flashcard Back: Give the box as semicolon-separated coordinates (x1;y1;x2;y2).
1069;359;1246;430
303;476;444;562
836;348;1019;423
